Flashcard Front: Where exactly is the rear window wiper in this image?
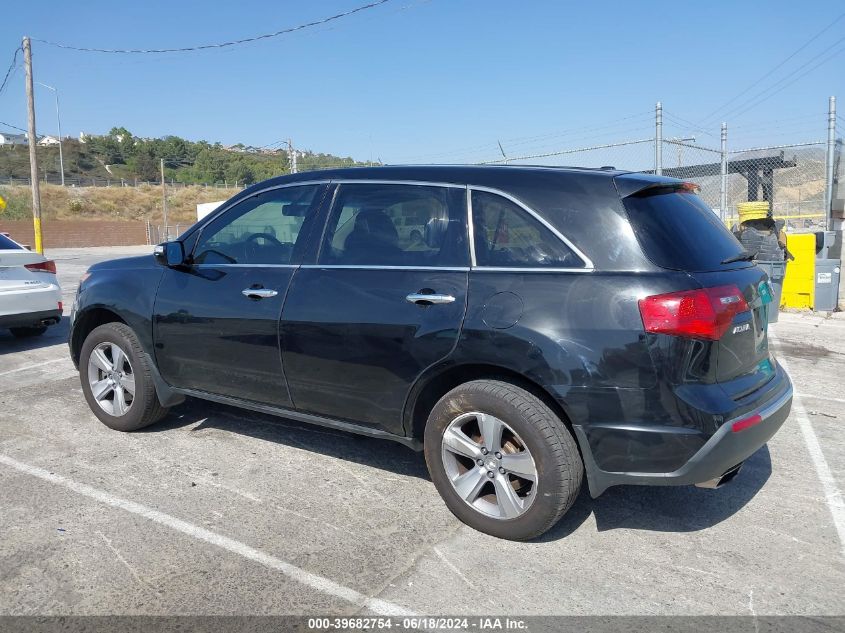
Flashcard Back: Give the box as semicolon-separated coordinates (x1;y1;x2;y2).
721;250;757;265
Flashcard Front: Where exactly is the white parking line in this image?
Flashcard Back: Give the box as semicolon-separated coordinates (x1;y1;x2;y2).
0;358;68;377
798;393;845;405
0;453;416;616
776;355;845;558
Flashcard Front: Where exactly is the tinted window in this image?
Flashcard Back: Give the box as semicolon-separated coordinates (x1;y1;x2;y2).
319;184;468;267
471;190;584;268
623;191;746;271
193;185;319;265
0;233;22;250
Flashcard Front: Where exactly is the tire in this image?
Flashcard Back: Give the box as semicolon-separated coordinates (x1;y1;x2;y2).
424;379;583;541
10;326;47;338
79;322;169;431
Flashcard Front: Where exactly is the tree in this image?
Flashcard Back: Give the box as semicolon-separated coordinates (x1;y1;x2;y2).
128;145;158;181
192;148;228;183
86;134;123;164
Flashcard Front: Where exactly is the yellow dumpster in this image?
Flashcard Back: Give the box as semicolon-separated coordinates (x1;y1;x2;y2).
781;233;816;309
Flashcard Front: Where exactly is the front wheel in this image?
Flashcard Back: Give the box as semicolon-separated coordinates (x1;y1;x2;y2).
424;380;583;541
79;322;169;431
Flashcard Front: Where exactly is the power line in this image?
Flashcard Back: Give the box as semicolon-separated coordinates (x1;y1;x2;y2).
0;120;27;133
699;11;845;125
396;111;653;163
32;0;392;54
478;138;654;165
0;47;22;98
661;111;717;137
721;39;845;121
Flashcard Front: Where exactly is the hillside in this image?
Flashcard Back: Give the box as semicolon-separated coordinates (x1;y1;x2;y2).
0;127;371;225
0;126;369;185
0;183;239;224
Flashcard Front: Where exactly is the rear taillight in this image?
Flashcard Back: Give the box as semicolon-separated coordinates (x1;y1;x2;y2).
24;260;56;274
639;284;749;340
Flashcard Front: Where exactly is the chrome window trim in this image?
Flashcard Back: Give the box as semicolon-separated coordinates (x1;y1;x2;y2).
331;179;466;189
300;265;470;272
193;263;299;269
467;185;595;272
190;178;594;274
469;267;594;274
465;185;478;267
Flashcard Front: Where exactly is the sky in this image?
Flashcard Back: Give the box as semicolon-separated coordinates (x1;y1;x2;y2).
0;0;843;165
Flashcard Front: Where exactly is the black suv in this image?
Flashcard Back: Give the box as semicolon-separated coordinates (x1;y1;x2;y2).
69;166;792;540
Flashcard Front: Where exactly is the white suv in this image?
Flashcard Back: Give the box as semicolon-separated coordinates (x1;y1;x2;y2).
0;232;62;337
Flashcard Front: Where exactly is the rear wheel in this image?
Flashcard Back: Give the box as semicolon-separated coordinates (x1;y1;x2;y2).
9;326;47;338
424;379;583;541
79;322;169;431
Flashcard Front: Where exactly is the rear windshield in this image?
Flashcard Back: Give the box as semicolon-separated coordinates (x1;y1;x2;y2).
0;233;22;250
623;190;746;271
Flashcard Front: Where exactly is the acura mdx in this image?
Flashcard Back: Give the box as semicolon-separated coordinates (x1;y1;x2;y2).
69;165;792;540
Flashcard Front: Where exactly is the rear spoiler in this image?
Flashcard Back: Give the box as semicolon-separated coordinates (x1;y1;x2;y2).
614;173;698;198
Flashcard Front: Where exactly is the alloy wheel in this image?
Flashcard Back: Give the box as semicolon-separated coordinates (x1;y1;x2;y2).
87;342;135;417
441;411;537;520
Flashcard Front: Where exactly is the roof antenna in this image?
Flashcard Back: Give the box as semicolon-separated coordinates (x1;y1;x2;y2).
497;140;508;164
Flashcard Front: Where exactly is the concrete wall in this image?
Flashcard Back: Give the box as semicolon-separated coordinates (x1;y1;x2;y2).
0;220;148;248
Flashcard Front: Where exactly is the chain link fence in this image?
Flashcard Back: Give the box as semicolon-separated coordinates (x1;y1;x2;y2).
147;223;192;244
2;175;246;189
725;142;827;229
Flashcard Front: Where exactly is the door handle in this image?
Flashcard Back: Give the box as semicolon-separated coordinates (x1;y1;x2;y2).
406;293;456;305
242;287;278;300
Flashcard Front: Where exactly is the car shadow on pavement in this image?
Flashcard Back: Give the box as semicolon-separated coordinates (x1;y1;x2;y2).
143;398;431;480
0;317;69;354
144;400;773;538
540;445;773;541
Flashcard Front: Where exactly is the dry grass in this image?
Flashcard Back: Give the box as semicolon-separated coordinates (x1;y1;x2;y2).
0;184;242;223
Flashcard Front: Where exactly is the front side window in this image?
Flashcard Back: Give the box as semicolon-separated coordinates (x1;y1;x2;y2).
193;185;320;265
471;190;585;268
319;184;468;267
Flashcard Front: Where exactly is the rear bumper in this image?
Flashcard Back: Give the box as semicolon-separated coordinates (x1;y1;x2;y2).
0;308;62;329
576;373;793;497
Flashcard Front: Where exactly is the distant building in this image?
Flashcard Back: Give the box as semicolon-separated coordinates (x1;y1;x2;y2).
0;133;28;146
197;200;225;221
38;135;61;146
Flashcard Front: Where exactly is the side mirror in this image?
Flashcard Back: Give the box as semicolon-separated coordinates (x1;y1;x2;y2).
154;241;186;268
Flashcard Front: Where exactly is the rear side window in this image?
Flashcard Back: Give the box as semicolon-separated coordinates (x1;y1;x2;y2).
471;190;584;268
0;233;22;250
623;191;745;271
319;183;468;267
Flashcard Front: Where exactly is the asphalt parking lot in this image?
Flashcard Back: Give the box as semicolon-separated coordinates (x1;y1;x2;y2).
1;245;843;617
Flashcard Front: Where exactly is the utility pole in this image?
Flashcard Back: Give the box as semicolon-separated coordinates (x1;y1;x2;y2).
825;96;836;227
654;101;663;176
288;138;297;174
23;36;43;253
160;158;168;241
720;123;728;223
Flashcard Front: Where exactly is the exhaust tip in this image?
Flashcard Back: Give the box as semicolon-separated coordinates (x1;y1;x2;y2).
695;463;744;489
